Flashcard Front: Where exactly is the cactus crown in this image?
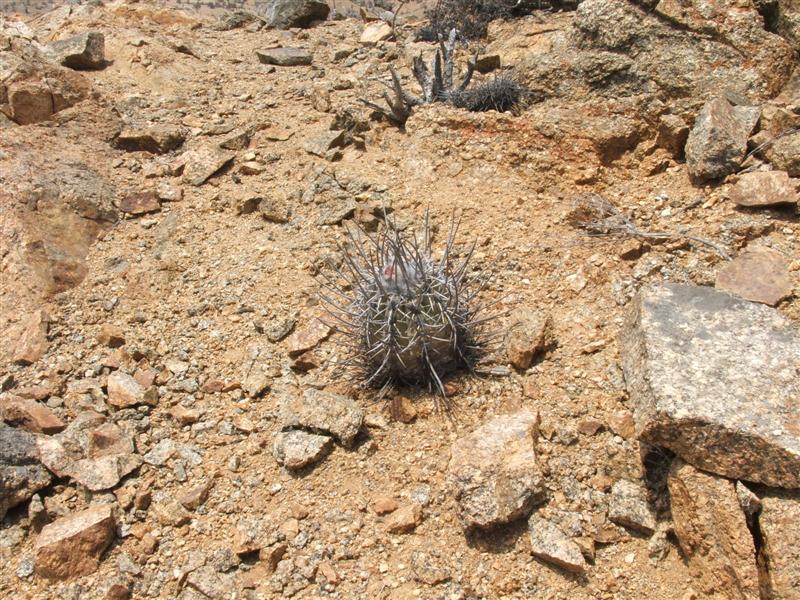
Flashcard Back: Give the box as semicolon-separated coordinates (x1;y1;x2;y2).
321;213;491;408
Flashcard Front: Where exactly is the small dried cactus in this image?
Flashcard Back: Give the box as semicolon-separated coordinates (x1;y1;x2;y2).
320;214;492;409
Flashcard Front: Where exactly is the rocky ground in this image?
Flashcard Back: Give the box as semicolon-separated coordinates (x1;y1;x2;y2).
2;1;800;599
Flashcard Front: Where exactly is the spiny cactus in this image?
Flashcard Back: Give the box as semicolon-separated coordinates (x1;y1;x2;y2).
320;213;493;411
362;29;528;127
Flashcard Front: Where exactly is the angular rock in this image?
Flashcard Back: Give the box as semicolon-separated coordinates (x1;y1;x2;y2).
715;248;793;306
410;551;451;585
728;170;798;208
279;389;363;447
259;197;290;223
505;310;552;370
152;498;191;527
668;461;759;600
620;283;800;487
34;504;115;580
256;47;313;67
13;309;50;365
0;423;52;519
736;481;761;521
116;126;185;154
182;145;234;186
286;319;331;356
685;97;760;181
655;113;690;157
273;430;333;469
360;22;393;46
449;411;546;530
385;503;423;534
8;81;54;125
528;514;587;574
765;131;800;177
107;372;157;408
608;479;657;534
758;490;800;599
303;130;346;157
46;32;105;70
240;344;274;398
119;192;160;215
261;0;330;29
0;394;65;434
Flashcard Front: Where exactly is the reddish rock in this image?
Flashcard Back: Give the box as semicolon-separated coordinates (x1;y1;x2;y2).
370;496;399;515
729;171;798;208
13;309;50;365
116;126;185;154
169;405;201;425
133;368;157;388
0;394;65;434
8;80;54;125
201;379;226;393
385;503;423;533
286;319;331;357
178;479;214;511
97;324;126;347
716;248;793;306
505;311;552;370
182;145;234;186
34;504;116;580
758;490;800;599
119;192;160;215
107;373;157;408
607;411;635;440
13;384;53;401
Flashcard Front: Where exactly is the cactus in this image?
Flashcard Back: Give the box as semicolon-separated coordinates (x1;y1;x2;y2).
320;213;492;409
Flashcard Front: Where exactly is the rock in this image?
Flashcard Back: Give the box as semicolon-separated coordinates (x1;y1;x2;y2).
119;192;160;215
728;170;798;207
240;344;274;398
186;565;228;599
0;394;65;434
685;97;760;181
152;499;191;527
156;183;183;202
46;32;105;70
655;113;690;157
116;126;185;154
736;482;761;520
360;22;393;46
143;439;176;466
34;504;115;580
370;496;399;515
272;430;333;469
528;514;587;574
505;310;552;370
279;388;363;447
385;503;423;533
256;48;313;67
607;411;635;440
182;145;235;186
178;479;214;511
668;461;759;600
97;324;125;347
410;551;451;585
449;410;546;530
303;130;346;157
715;248;793;306
8;81;54;125
620;283;800;487
0;423;52;519
474;54;501;74
286;319;331;356
261;0;330;29
107;373;158;408
13;309;50;365
608;479;657;535
765;131;800;176
259;197;290;223
758;490;800;599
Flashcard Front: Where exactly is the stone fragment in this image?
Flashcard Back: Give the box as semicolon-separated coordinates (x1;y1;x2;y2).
97;324;125;347
474;54;501;74
186;566;227;599
385;503;423;533
107;373;157;408
620;283;800;487
410;551;451;585
261;0;330;29
46;32;105;70
0;394;65;434
715;248;793;306
360;22;393;45
8;81;54;125
766;131;800;177
178;479;214;511
655;113;689;157
13;309;50;365
256;48;313;67
607;411;635;440
303;130;346;157
286;319;331;356
668;461;759;600
685;97;760;181
34;504;115;580
240;345;274;398
119;192;160;215
182;145;235;186
608;479;657;534
729;170;798;207
758;490;800;599
528;514;587;574
0;423;52;519
152;499;191;527
156;182;183;202
116;126;185;154
505;311;552;370
259;197;290;223
279;388;363;447
272;430;333;469
449;411;545;530
370;496;398;515
736;482;761;520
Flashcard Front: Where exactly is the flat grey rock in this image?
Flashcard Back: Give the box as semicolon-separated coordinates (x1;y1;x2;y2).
620;283;800;487
273;430;332;469
528;514;587;574
256;48;312;67
0;423;52;519
260;0;330;29
609;479;657;534
279;389;363;447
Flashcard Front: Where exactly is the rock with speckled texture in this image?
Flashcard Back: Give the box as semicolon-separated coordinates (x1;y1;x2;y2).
758;490;800;599
620;283;800;488
528;514;587;574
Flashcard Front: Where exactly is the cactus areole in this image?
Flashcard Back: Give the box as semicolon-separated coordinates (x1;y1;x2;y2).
321;214;489;401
